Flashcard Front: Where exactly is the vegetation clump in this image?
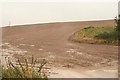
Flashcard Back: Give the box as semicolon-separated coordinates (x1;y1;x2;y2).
69;26;119;45
2;56;47;79
114;15;120;43
114;15;120;31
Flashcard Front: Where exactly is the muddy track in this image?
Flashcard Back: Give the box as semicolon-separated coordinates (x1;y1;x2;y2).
2;20;118;78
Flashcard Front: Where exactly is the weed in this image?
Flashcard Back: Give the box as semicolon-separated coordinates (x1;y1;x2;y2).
2;56;47;79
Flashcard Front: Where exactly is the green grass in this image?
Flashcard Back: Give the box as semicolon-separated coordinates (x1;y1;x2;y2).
69;26;119;45
2;56;48;79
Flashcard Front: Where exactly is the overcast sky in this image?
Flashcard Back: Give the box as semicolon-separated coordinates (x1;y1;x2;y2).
0;0;118;27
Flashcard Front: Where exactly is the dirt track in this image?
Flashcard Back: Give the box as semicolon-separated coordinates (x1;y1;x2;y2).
2;20;118;78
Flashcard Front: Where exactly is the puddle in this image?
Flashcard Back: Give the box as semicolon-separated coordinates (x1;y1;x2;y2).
38;48;43;51
29;45;35;47
66;48;76;53
4;43;9;45
76;52;83;55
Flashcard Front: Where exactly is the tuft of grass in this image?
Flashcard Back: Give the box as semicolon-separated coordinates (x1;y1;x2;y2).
69;26;119;45
2;56;47;79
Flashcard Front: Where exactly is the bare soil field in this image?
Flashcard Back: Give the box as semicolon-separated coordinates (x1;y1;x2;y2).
2;20;118;78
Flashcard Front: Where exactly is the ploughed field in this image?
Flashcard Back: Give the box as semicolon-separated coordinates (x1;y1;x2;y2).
2;20;118;78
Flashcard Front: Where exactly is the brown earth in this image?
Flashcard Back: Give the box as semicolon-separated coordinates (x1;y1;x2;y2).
2;20;118;78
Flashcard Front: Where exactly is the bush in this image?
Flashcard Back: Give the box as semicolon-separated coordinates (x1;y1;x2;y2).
95;31;118;40
114;15;120;31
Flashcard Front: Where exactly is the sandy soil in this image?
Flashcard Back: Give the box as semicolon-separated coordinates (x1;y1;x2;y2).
2;20;118;78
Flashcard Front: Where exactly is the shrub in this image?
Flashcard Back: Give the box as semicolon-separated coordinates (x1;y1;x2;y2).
114;15;120;31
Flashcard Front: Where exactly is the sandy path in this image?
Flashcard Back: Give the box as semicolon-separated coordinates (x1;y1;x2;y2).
2;20;118;78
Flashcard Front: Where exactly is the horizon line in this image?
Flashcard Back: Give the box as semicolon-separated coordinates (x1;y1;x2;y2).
2;19;115;27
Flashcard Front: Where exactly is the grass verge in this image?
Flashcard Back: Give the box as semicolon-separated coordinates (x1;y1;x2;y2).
69;26;119;45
